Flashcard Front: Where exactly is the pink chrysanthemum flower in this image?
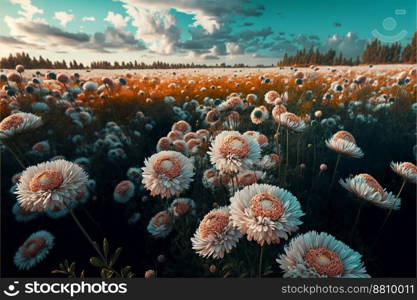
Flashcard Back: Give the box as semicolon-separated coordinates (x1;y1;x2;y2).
191;206;242;259
230;183;304;246
390;162;417;184
113;180;135;203
147;210;173;238
339;173;400;210
171;120;191;134
250;106;269;124
277;112;307;133
325;130;363;158
0;112;42;139
208;131;261;174
16;160;88;212
142;151;194;199
277;231;370;278
14;230;55;270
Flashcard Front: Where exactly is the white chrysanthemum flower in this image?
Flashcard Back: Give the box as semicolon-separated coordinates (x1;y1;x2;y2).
339;173;400;210
191;206;242;259
325;130;364;158
230;183;304;246
208;131;261;174
390;161;417;184
277;112;307;132
277;231;370;278
142;151;194;199
147;210;173;238
14;230;55;270
15;160;88;212
0;112;42;139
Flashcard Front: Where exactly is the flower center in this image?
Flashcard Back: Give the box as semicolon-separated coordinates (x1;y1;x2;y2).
20;237;46;258
402;162;417;174
358;174;385;196
304;247;344;277
334;130;356;144
199;211;229;238
115;181;131;195
153;155;181;179
0;114;25;131
257;135;268;145
29;170;64;192
250;192;284;220
239;173;257;186
153;211;171;226
219;135;249;158
254;110;263;119
174;201;190;215
266;91;278;102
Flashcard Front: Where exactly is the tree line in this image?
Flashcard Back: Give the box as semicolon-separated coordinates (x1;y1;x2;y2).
0;53;269;69
278;31;416;66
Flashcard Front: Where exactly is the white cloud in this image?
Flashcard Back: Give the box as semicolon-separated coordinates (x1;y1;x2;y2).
2;15;146;53
53;11;74;27
82;16;96;22
9;0;44;21
116;0;264;34
226;42;243;55
104;11;130;29
122;4;180;54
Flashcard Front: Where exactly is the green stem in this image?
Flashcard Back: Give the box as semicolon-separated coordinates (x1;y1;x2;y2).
258;245;264;278
327;153;341;197
349;202;364;242
372;179;406;248
4;142;26;169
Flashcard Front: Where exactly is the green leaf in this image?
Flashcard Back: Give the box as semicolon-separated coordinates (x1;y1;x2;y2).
80;270;85;279
51;270;67;274
223;271;231;278
90;257;105;267
103;238;109;260
262;270;274;276
69;262;76;274
121;266;132;278
109;247;123;267
101;268;113;278
221;263;232;272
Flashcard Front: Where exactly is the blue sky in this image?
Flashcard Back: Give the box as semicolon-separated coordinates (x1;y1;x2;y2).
0;0;415;65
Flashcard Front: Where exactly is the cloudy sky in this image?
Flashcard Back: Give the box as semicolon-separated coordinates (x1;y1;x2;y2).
0;0;415;65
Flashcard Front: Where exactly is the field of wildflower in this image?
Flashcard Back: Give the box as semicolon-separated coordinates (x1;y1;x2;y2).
1;64;416;278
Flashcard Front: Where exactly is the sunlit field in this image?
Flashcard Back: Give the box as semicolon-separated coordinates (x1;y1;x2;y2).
1;64;416;278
